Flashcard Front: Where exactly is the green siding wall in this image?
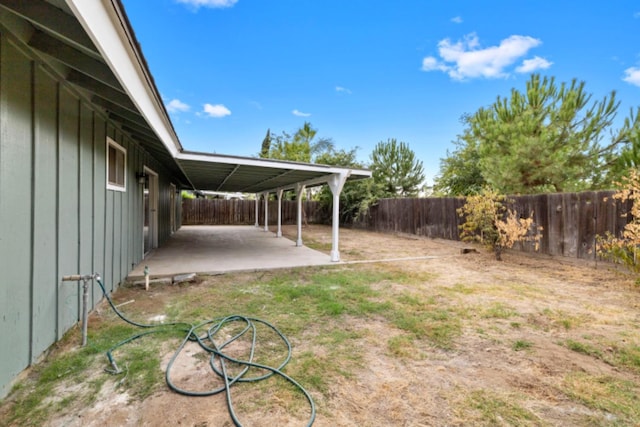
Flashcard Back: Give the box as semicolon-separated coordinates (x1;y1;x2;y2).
92;121;107;307
0;35;182;397
32;67;58;359
57;86;80;337
79;103;94;306
0;36;33;389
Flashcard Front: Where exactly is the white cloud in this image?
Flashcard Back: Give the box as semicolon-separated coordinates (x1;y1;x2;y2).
421;56;448;72
166;98;190;113
336;86;352;94
623;67;640;86
176;0;238;9
451;16;463;24
203;103;231;118
421;33;546;80
516;56;553;73
292;109;311;117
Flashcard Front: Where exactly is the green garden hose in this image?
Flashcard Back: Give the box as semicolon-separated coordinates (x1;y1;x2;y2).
94;276;316;426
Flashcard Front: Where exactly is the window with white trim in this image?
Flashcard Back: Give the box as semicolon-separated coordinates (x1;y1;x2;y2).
107;137;127;191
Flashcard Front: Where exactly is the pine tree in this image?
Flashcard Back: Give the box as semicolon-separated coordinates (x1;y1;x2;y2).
259;129;271;158
370;138;425;197
435;74;639;195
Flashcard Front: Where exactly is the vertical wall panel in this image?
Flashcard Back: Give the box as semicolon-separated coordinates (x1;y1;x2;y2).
113;188;122;288
79;103;94;305
126;145;134;273
113;132;123;288
159;174;168;240
0;38;33;396
130;146;140;267
105;190;114;292
92;117;106;305
120;137;129;281
130;146;142;269
31;66;58;360
57;87;80;338
105;125;116;293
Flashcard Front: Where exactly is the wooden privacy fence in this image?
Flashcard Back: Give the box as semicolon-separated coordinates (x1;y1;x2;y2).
182;198;329;225
182;192;631;261
352;191;630;260
353;197;467;241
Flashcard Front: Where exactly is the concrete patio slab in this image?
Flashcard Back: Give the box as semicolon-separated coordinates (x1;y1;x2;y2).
128;225;332;278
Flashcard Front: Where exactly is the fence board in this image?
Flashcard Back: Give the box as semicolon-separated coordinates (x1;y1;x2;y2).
545;193;563;256
578;192;596;260
533;194;549;255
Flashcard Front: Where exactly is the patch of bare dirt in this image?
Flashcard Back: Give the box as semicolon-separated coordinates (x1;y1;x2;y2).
5;225;640;426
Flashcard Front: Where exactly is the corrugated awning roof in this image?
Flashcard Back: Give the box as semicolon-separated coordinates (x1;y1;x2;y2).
177;151;371;194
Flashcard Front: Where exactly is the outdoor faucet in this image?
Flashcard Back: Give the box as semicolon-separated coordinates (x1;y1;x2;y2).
61;273;101;346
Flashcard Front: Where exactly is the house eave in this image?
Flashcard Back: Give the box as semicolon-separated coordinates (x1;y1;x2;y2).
65;0;183;157
63;0;372;194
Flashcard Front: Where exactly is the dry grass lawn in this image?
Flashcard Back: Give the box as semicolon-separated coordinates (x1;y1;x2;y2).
1;224;639;426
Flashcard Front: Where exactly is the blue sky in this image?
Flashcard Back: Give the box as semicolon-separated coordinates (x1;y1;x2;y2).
121;0;640;185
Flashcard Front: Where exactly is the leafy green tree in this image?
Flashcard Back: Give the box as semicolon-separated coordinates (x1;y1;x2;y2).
316;147;376;224
296;121;335;160
370;138;425;197
606;110;640;181
267;130;310;162
435;74;639;195
265;122;334;163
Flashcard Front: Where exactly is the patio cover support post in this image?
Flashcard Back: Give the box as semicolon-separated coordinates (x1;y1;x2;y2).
263;192;269;232
328;172;348;262
254;194;259;227
295;183;306;247
276;189;283;237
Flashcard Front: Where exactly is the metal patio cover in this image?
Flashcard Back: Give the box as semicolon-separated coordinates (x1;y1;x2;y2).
176;151;370;194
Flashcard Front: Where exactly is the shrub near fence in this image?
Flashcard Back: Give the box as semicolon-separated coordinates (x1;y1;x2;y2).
182;198;329;226
352;191;630;261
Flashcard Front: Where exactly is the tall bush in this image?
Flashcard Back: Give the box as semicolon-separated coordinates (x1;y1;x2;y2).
458;188;542;260
596;169;640;281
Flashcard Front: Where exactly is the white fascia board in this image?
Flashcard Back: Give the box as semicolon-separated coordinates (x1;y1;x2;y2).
177;151;372;178
65;0;181;156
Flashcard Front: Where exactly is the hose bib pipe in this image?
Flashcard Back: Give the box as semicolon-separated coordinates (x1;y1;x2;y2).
61;273;100;346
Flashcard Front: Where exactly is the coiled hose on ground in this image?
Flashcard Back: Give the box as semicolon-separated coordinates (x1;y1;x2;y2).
94;276;316;426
